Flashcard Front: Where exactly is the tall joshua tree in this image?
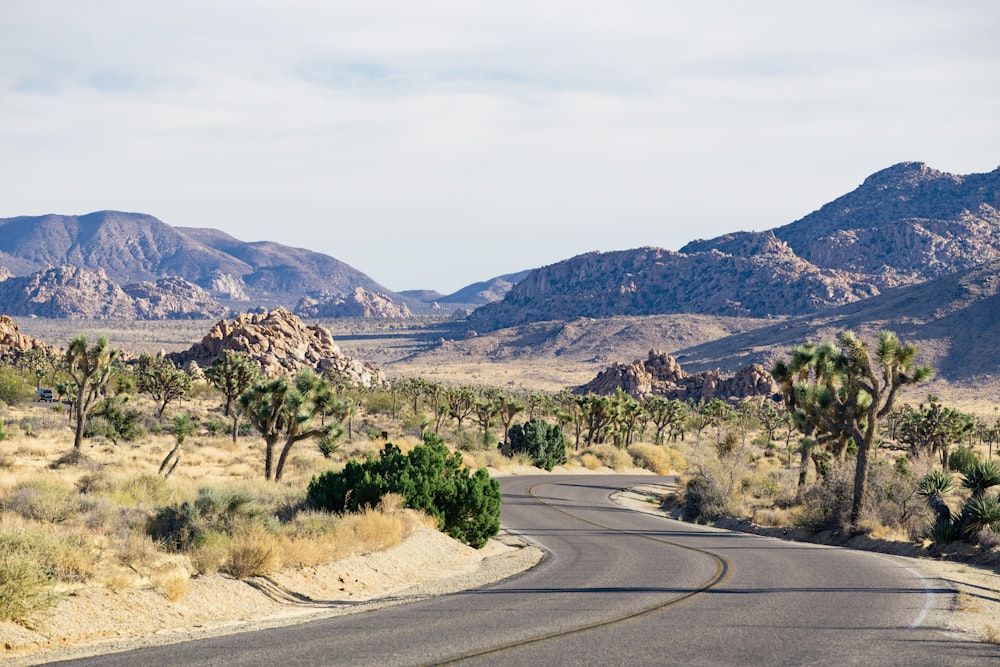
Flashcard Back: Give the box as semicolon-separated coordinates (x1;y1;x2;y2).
239;369;346;481
66;335;119;450
773;330;933;528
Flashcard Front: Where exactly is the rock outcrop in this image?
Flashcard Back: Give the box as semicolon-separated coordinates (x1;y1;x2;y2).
294;288;412;318
576;350;779;403
0;315;55;360
123;276;228;319
169;307;385;386
0;266;227;319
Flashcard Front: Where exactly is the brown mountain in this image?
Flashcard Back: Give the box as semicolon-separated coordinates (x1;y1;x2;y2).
0;211;393;307
469;162;1000;331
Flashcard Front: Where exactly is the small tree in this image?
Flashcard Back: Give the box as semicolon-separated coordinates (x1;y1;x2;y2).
506;418;568;471
136;354;192;423
66;335;120;450
159;414;197;478
205;351;262;443
239;369;343;481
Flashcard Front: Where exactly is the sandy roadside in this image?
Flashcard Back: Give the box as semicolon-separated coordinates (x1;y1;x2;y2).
5;477;998;664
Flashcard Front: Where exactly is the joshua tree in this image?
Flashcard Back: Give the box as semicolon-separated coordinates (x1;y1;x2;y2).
136;354;192;423
239;369;344;481
773;330;933;528
65;335;119;450
159;413;197;478
205;351;262;442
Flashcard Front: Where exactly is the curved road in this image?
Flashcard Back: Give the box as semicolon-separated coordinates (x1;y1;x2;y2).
58;475;998;666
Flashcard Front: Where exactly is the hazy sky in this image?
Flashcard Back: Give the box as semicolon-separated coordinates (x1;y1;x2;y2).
2;2;998;294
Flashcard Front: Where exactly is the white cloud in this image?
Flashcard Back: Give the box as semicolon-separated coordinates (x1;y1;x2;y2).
1;1;998;292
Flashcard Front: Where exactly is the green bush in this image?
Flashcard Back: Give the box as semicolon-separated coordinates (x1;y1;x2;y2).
506;418;567;471
307;434;501;548
948;446;980;475
0;368;32;406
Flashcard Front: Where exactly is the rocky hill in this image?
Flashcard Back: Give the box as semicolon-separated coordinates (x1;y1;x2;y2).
294;288;413;319
0;211;394;309
0;265;228;320
169;308;385;386
575;350;779;403
469;162;1000;331
0;314;55;360
662;258;1000;385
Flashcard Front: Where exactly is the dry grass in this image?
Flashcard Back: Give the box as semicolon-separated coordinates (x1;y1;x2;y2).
223;526;282;579
627;442;686;475
583;444;632;471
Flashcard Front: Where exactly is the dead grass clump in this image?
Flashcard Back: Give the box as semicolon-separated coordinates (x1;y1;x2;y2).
223;527;282;579
584;444;632;471
116;531;162;573
627;443;675;475
5;478;82;523
115;473;173;506
188;531;229;576
579;453;602;470
985;624;1000;645
150;564;190;601
752;507;795;527
340;507;405;554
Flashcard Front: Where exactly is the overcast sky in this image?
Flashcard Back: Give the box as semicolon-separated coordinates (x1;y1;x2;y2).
2;2;998;294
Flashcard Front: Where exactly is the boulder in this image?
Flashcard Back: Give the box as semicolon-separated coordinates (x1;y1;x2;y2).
169;307;386;386
576;350;779;403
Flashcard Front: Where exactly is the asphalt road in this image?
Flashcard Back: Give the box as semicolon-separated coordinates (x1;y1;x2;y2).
56;475;1000;666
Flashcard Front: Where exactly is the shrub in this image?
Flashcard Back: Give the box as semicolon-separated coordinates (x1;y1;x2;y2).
147;487;267;551
0;368;32;405
0;548;58;622
307;434;501;548
6;478;83;523
506;418;567;471
583;444;632;471
949;446;980;475
627;443;675;475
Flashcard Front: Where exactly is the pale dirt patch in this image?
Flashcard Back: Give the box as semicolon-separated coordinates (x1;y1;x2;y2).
0;528;542;666
612;483;1000;647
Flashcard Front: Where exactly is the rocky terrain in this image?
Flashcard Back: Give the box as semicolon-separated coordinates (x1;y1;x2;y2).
294;288;413;319
0;265;228;320
0;314;55;358
576;350;779;403
168;307;386;385
470;162;1000;330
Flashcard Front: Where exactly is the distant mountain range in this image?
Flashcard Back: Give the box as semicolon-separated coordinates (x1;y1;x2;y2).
1;161;997;325
468;162;1000;331
0;211;516;318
